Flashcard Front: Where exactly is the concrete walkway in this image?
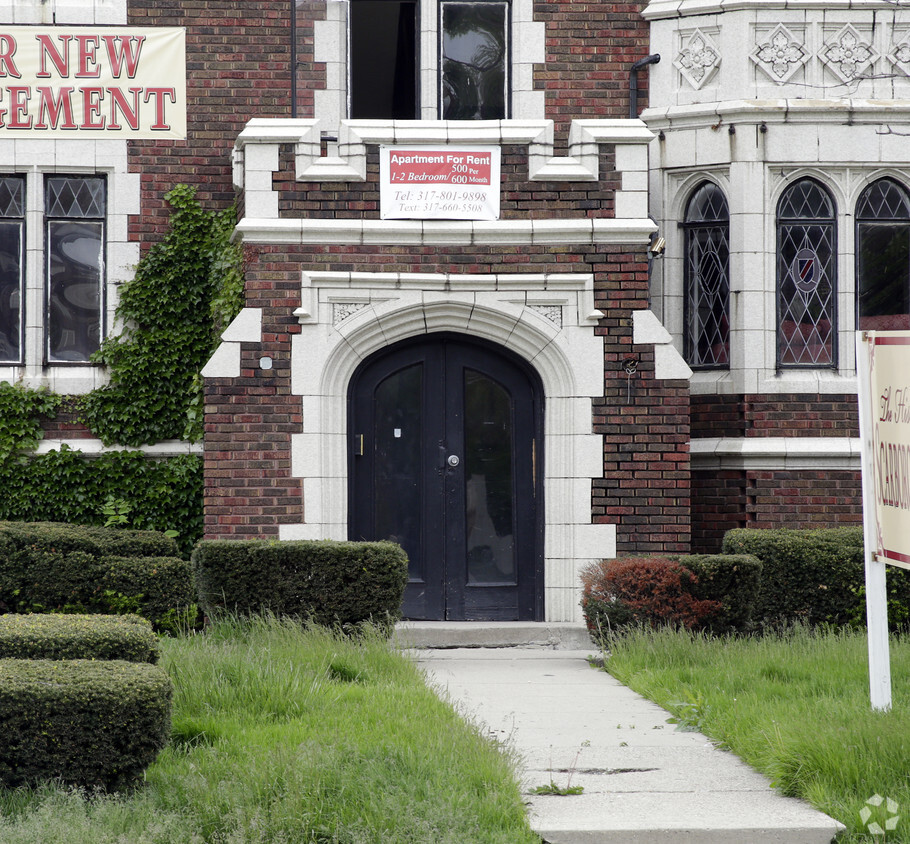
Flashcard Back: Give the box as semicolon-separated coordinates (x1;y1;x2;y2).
400;624;844;844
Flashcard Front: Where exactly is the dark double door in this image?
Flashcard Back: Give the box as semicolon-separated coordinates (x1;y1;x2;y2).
348;335;543;620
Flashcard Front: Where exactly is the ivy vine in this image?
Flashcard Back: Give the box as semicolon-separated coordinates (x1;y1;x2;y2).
0;382;62;463
79;184;244;446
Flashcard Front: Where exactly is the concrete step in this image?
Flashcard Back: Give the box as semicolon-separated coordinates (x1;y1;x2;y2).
394;620;595;650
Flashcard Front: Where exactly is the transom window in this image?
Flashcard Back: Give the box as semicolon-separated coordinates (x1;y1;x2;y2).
46;176;105;364
0;177;25;364
856;178;910;332
683;182;729;369
776;179;836;368
349;0;509;120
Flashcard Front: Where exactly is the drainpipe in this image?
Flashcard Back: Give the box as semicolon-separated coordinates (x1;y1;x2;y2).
629;54;660;120
290;0;298;117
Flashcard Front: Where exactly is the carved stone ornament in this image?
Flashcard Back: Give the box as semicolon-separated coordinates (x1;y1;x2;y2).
332;302;369;325
888;38;910;78
821;24;877;83
751;24;808;85
674;29;721;90
529;304;563;327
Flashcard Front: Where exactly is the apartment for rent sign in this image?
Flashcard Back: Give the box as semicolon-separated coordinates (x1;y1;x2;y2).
0;26;186;138
380;146;500;220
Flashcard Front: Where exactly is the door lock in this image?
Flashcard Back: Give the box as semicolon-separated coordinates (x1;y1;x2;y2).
446;454;460;467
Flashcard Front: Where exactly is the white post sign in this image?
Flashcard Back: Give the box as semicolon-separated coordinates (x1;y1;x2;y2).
856;330;910;710
379;145;500;221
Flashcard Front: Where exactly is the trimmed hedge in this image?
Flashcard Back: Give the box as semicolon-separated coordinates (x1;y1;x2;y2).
0;613;159;663
581;553;763;637
721;527;910;628
0;658;172;790
0;521;196;631
0;520;179;557
193;539;409;629
684;554;763;633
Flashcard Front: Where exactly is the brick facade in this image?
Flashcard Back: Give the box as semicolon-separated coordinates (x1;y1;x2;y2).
690;394;862;551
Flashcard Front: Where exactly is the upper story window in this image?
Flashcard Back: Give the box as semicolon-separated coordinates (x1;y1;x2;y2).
45;176;105;364
776;178;836;368
683;181;729;369
856;178;910;332
348;0;509;120
0;177;25;364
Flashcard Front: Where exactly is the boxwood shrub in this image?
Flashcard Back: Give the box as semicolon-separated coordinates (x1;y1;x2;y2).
0;521;196;631
193;539;408;630
0;520;179;557
684;554;763;633
722;527;910;628
0;613;159;663
0;658;172;790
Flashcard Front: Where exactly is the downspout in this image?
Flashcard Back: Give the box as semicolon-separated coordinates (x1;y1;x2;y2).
291;0;298;117
629;54;660;120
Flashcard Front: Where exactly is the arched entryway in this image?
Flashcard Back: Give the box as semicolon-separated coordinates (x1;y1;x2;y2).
348;333;544;620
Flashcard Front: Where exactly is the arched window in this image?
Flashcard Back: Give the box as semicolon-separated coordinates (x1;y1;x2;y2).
776;179;836;368
856;178;910;331
683;182;729;368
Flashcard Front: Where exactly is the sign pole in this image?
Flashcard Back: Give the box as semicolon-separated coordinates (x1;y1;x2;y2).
856;331;892;711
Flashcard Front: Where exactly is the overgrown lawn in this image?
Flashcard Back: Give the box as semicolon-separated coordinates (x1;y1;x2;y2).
603;626;910;842
0;616;539;843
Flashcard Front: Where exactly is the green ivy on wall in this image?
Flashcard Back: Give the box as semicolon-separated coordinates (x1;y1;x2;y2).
0;185;243;552
79;184;244;446
0;382;61;463
0;447;203;556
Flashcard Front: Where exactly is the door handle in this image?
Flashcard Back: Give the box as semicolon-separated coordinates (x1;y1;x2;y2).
446;454;460;468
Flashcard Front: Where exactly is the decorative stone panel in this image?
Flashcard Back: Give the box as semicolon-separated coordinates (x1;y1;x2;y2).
751;24;809;85
674;28;721;90
821;24;877;84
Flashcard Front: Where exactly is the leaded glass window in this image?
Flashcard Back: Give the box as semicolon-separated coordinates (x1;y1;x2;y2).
683;182;729;369
46;176;105;363
441;1;508;119
0;176;25;364
776;179;836;368
856;178;910;331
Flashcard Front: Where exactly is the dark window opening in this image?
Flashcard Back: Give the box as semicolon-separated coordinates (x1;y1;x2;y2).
350;0;418;119
441;1;508;119
683;181;730;369
46;176;105;364
857;178;910;332
776;178;837;368
0;176;25;364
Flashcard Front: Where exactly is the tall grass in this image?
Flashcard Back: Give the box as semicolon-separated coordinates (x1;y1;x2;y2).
0;616;539;843
603;625;910;842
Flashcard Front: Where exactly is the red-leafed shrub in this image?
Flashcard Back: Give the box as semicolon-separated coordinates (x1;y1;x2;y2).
581;556;723;637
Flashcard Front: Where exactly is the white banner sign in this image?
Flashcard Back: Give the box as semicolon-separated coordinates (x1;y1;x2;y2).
380;145;500;220
858;330;910;568
0;26;186;138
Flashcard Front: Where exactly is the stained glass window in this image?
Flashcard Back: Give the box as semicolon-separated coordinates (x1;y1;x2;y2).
856;178;910;331
683;182;730;368
46;177;105;363
776;179;836;368
0;177;24;364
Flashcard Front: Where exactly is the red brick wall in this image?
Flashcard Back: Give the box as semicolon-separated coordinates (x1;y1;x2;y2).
204;242;692;551
690;394;862;551
691;394;859;438
127;0;301;239
535;1;652;138
204;247;303;538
